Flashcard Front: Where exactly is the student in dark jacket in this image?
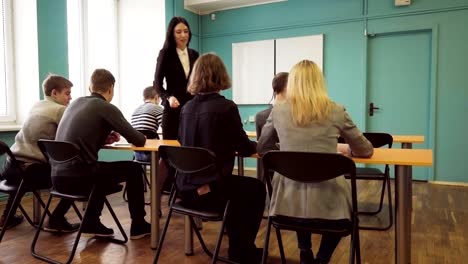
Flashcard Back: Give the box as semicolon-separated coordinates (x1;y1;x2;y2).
178;53;266;263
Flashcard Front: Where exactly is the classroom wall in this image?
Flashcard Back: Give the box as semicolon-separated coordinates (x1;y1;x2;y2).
2;1;466;183
166;0;468;183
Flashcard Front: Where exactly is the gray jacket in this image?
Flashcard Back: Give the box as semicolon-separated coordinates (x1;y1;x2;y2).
257;101;373;220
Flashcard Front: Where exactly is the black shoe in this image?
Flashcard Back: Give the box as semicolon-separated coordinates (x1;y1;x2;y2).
0;214;24;230
130;220;151;240
229;247;263;264
43;216;80;233
82;221;114;237
300;249;315;264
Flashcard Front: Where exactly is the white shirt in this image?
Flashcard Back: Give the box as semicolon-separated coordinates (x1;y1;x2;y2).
176;47;190;78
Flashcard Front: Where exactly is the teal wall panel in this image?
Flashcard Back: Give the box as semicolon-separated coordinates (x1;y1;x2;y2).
4;0;466;181
37;0;69;99
192;0;468;181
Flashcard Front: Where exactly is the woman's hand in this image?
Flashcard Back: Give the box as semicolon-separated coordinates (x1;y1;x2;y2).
168;96;180;108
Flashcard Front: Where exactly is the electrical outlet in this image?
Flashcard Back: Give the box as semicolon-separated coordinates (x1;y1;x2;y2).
248;115;255;123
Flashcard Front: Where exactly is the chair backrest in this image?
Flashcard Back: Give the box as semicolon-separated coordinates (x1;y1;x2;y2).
362;132;393;148
262;150;358;211
37;139;82;164
338;132;393;149
159;145;216;175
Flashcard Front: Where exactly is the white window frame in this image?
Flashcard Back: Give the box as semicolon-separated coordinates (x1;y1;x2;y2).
67;0;165;120
0;0;39;130
0;0;16;123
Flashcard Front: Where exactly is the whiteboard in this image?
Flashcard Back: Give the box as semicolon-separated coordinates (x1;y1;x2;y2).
232;39;275;105
276;34;323;72
232;34;323;104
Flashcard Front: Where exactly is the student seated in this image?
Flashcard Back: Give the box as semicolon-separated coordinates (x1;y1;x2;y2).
0;74;78;232
53;69;151;239
255;71;288;140
131;85;163;162
179;53;266;263
257;60;373;264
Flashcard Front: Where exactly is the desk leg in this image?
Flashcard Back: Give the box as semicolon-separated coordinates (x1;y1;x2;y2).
184;216;194;255
237;156;244;176
256;159;263;181
33;192;41;224
151;151;160;249
401;143;413;187
395;165;412;264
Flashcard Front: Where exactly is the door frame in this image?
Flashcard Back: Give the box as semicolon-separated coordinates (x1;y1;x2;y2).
363;24;439;181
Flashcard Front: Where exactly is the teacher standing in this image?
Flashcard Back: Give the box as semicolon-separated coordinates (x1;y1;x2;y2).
153;16;199;140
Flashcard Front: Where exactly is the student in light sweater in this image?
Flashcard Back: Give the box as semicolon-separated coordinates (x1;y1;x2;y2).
0;74;78;232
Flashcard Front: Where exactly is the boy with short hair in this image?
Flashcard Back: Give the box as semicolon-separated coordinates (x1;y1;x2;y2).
131;86;163;161
53;69;151;239
0;74;77;231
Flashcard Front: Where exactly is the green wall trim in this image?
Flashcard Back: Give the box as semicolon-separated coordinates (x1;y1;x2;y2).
201;5;468;39
202;17;364;39
366;5;468;21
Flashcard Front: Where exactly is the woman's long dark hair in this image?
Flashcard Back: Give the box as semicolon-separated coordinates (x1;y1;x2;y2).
163;16;192;50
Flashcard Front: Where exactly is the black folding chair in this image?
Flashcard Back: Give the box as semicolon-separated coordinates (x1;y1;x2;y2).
32;139;128;264
0;140;52;243
339;132;393;230
153;146;236;264
261;151;360;264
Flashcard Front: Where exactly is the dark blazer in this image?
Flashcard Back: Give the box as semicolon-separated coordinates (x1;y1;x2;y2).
178;93;256;191
153;47;199;107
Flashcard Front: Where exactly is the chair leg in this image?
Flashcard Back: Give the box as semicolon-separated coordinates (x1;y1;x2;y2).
71;202;83;220
211;201;230;264
386;176;393;228
275;228;286;264
154;207;175;263
261;218;273;264
0;187;25;242
349;218;361;264
31;194;63;264
104;198;128;243
359;178;386;215
14;190;53;228
190;216;213;258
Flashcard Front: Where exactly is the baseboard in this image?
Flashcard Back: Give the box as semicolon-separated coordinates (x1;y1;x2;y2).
429;181;468;187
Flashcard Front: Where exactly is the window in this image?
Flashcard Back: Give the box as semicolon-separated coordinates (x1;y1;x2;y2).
67;0;165;119
0;0;15;122
0;0;39;127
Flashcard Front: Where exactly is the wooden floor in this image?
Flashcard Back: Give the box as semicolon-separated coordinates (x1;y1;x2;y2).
0;179;467;264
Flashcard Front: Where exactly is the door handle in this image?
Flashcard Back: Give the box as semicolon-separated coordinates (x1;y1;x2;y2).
369;102;380;116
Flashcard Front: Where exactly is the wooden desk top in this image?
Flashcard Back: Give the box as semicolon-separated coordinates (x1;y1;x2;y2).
246;131;256;138
103;139;180;151
352;148;432;166
246;131;425;144
252;148;432;167
391;135;425;144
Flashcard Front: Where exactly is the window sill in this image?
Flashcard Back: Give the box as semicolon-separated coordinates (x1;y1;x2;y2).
0;124;21;132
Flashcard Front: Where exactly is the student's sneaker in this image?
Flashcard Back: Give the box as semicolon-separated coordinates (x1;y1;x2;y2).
130;220;151;240
0;214;24;230
81;221;114;237
43;216;80;233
